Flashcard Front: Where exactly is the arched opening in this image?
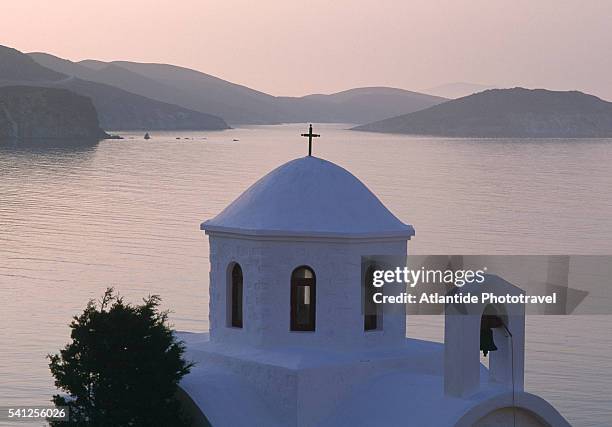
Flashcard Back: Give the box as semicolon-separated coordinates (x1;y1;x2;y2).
228;263;243;328
480;304;504;358
291;266;316;331
473;407;549;427
364;265;382;331
480;304;514;386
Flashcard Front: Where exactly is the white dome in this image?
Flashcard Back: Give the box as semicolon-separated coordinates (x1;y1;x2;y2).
201;156;414;239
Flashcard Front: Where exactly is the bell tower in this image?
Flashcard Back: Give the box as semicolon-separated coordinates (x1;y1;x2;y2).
444;274;526;398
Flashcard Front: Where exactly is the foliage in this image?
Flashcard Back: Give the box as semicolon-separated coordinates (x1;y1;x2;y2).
48;288;193;426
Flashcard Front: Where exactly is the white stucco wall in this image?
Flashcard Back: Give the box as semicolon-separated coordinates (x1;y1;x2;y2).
207;233;409;350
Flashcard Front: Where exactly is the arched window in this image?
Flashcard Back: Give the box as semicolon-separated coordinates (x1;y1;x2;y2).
229;263;243;328
364;265;381;331
291;266;316;331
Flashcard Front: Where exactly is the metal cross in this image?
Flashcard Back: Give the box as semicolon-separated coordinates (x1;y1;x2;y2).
301;124;320;157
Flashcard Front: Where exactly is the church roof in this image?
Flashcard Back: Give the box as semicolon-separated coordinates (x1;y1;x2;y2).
201;156;414;239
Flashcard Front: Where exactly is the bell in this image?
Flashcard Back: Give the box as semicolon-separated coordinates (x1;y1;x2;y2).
480;314;504;357
480;327;498;357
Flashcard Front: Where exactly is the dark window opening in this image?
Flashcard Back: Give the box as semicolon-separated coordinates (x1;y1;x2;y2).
230;263;243;328
291;266;316;331
364;265;381;331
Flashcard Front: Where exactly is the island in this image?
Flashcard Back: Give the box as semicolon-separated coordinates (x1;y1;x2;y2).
353;88;612;138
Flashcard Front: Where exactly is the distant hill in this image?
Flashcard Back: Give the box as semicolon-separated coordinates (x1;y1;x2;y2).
0;86;109;140
29;53;200;118
280;87;446;124
353;88;612;138
0;46;228;131
423;82;497;99
56;79;230;131
0;46;66;82
30;53;446;125
109;60;284;124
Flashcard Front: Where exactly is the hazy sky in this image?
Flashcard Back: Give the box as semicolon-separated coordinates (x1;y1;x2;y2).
3;0;612;98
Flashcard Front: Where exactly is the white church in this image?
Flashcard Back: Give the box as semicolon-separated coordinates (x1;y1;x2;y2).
178;132;570;427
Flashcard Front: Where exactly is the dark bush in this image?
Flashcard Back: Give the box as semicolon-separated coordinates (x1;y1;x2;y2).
48;288;192;426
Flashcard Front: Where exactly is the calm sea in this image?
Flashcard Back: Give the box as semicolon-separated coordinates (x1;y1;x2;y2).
1;124;611;426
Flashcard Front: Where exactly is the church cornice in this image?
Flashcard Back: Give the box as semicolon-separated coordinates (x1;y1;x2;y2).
202;225;414;243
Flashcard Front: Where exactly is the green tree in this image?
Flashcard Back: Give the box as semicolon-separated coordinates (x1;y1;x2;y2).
48;288;193;426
